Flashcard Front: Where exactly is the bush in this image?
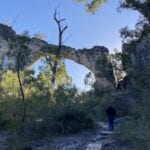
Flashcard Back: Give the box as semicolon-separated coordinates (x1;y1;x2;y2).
114;119;150;150
114;92;150;150
52;109;94;134
6;135;33;150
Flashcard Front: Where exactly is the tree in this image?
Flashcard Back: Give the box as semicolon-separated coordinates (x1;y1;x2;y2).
84;72;95;89
95;55;115;85
0;71;20;98
46;9;68;86
37;58;72;91
119;0;150;23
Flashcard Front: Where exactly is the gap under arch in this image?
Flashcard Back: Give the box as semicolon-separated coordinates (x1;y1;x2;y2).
32;58;95;92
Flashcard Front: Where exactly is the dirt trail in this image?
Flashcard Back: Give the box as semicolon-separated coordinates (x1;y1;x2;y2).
0;121;116;150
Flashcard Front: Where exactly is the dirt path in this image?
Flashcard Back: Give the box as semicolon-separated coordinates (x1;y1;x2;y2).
85;122;115;150
32;122;115;150
0;121;116;150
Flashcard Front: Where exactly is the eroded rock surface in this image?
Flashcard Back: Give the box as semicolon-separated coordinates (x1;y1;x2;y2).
0;24;116;86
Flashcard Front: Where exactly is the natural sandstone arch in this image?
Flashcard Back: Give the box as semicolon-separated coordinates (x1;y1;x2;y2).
0;24;114;86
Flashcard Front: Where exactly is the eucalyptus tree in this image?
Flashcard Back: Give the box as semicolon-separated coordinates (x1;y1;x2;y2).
37;59;72;92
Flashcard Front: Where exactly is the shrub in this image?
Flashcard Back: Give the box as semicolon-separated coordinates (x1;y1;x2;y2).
52;108;94;134
114;91;150;150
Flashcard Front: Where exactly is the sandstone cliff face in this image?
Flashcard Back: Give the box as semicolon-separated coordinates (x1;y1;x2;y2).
0;24;114;85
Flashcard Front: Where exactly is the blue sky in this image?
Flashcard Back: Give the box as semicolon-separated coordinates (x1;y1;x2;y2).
0;0;139;90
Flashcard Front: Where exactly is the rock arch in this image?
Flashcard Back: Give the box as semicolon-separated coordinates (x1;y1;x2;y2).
0;24;114;85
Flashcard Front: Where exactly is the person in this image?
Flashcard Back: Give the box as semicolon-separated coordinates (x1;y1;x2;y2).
106;106;116;130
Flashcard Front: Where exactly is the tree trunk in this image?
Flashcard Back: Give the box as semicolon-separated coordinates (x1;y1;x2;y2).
16;47;26;134
50;9;68;86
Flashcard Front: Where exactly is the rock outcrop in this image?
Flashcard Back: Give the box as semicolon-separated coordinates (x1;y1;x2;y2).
0;24;114;85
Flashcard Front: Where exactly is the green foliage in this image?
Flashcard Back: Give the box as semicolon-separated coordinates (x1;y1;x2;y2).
115;119;138;144
75;0;107;13
54;85;77;106
52;108;94;134
114;1;150;147
0;98;26;130
37;58;72;90
84;72;95;89
0;73;95;136
50;86;94;134
76;81;115;121
114;68;150;149
0;71;20;98
121;53;132;71
119;0;150;22
93;82;113;98
96;55;115;84
115;114;150;150
131;68;150;95
5;135;33;150
76;0;150;19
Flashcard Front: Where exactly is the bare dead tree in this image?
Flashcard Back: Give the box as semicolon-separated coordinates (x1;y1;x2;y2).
50;9;68;86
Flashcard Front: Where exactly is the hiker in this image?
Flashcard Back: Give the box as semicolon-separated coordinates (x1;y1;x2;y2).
106;106;116;130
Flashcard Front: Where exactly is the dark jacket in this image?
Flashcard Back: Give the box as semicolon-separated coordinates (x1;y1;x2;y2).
106;106;116;117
